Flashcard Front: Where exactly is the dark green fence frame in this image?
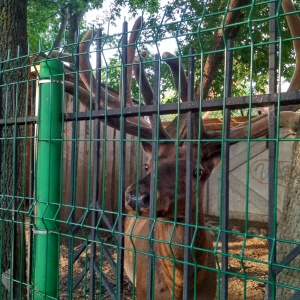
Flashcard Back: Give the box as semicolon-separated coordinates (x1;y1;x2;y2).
0;0;300;299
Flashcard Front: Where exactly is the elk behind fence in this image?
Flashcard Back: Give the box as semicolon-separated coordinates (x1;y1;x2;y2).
0;0;300;299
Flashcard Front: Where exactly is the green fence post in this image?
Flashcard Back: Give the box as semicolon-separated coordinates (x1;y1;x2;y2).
33;59;63;299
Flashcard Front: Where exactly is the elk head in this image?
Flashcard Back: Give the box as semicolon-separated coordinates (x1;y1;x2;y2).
124;142;221;220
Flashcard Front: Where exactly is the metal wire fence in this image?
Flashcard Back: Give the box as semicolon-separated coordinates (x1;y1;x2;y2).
0;0;300;299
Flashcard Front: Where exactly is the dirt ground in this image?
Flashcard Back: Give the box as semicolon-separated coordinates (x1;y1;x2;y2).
59;217;269;299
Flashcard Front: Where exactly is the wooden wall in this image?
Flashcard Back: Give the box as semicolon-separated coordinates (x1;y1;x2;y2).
60;94;147;225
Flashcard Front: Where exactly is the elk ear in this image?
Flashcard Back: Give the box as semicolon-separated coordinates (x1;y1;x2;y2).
200;152;222;180
209;153;221;169
142;141;175;159
141;142;152;157
202;153;221;170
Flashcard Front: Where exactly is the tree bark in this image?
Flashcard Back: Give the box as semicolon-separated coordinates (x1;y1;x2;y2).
53;7;69;48
67;8;85;45
275;1;300;298
0;0;27;298
275;129;300;299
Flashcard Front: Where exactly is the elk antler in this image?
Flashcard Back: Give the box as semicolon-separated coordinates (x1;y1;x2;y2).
141;0;253;141
59;0;299;149
274;0;300;112
202;0;300;155
225;0;300;144
133;51;171;140
61;19;154;139
161;51;205;140
282;0;300;92
161;0;300;154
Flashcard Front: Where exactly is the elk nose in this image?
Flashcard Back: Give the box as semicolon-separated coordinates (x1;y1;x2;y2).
125;191;150;210
138;192;150;208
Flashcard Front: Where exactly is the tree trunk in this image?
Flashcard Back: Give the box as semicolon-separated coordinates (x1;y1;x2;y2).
53;7;69;48
276;131;300;299
67;8;85;45
275;1;300;298
0;0;27;299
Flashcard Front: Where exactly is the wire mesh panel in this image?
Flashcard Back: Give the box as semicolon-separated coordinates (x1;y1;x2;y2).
0;0;300;299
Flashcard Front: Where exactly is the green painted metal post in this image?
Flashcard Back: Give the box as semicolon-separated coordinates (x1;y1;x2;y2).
33;60;63;299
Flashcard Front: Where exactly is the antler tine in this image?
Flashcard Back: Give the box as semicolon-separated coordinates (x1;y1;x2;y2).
206;0;300;156
78;29;98;99
39;47;96;93
119;16;143;107
282;0;300;92
65;68;125;110
127;17;143;96
77;30;129;109
109;16;153;139
65;81;95;110
64;80;153;138
133;50;153;105
230;111;299;139
202;109;300;158
133;51;171;139
161;51;207;140
74;21;152;137
161;52;188;102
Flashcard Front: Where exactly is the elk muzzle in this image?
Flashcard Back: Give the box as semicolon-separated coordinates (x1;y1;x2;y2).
125;189;150;211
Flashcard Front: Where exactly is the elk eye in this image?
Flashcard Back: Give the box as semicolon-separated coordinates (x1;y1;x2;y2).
144;164;149;172
193;169;203;178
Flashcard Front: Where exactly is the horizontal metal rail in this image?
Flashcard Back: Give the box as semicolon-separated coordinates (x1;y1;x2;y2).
63;91;300;122
1;91;299;127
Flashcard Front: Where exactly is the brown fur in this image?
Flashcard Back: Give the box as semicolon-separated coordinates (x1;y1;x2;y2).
124;145;219;299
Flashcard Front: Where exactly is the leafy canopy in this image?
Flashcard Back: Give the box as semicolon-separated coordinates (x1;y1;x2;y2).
28;0;297;118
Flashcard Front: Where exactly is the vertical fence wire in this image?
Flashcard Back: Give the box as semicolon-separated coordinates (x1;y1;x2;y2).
11;80;17;299
0;52;6;299
267;1;279;299
67;29;80;299
220;38;234;300
146;54;160;300
27;79;36;297
116;20;128;299
89;28;102;300
183;47;195;299
99;26;120;298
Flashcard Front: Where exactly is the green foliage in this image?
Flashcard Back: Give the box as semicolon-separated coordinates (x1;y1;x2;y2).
27;0;58;49
132;0;296;117
101;55;120;91
28;0;103;50
27;0;161;50
28;0;297;118
116;0;159;14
